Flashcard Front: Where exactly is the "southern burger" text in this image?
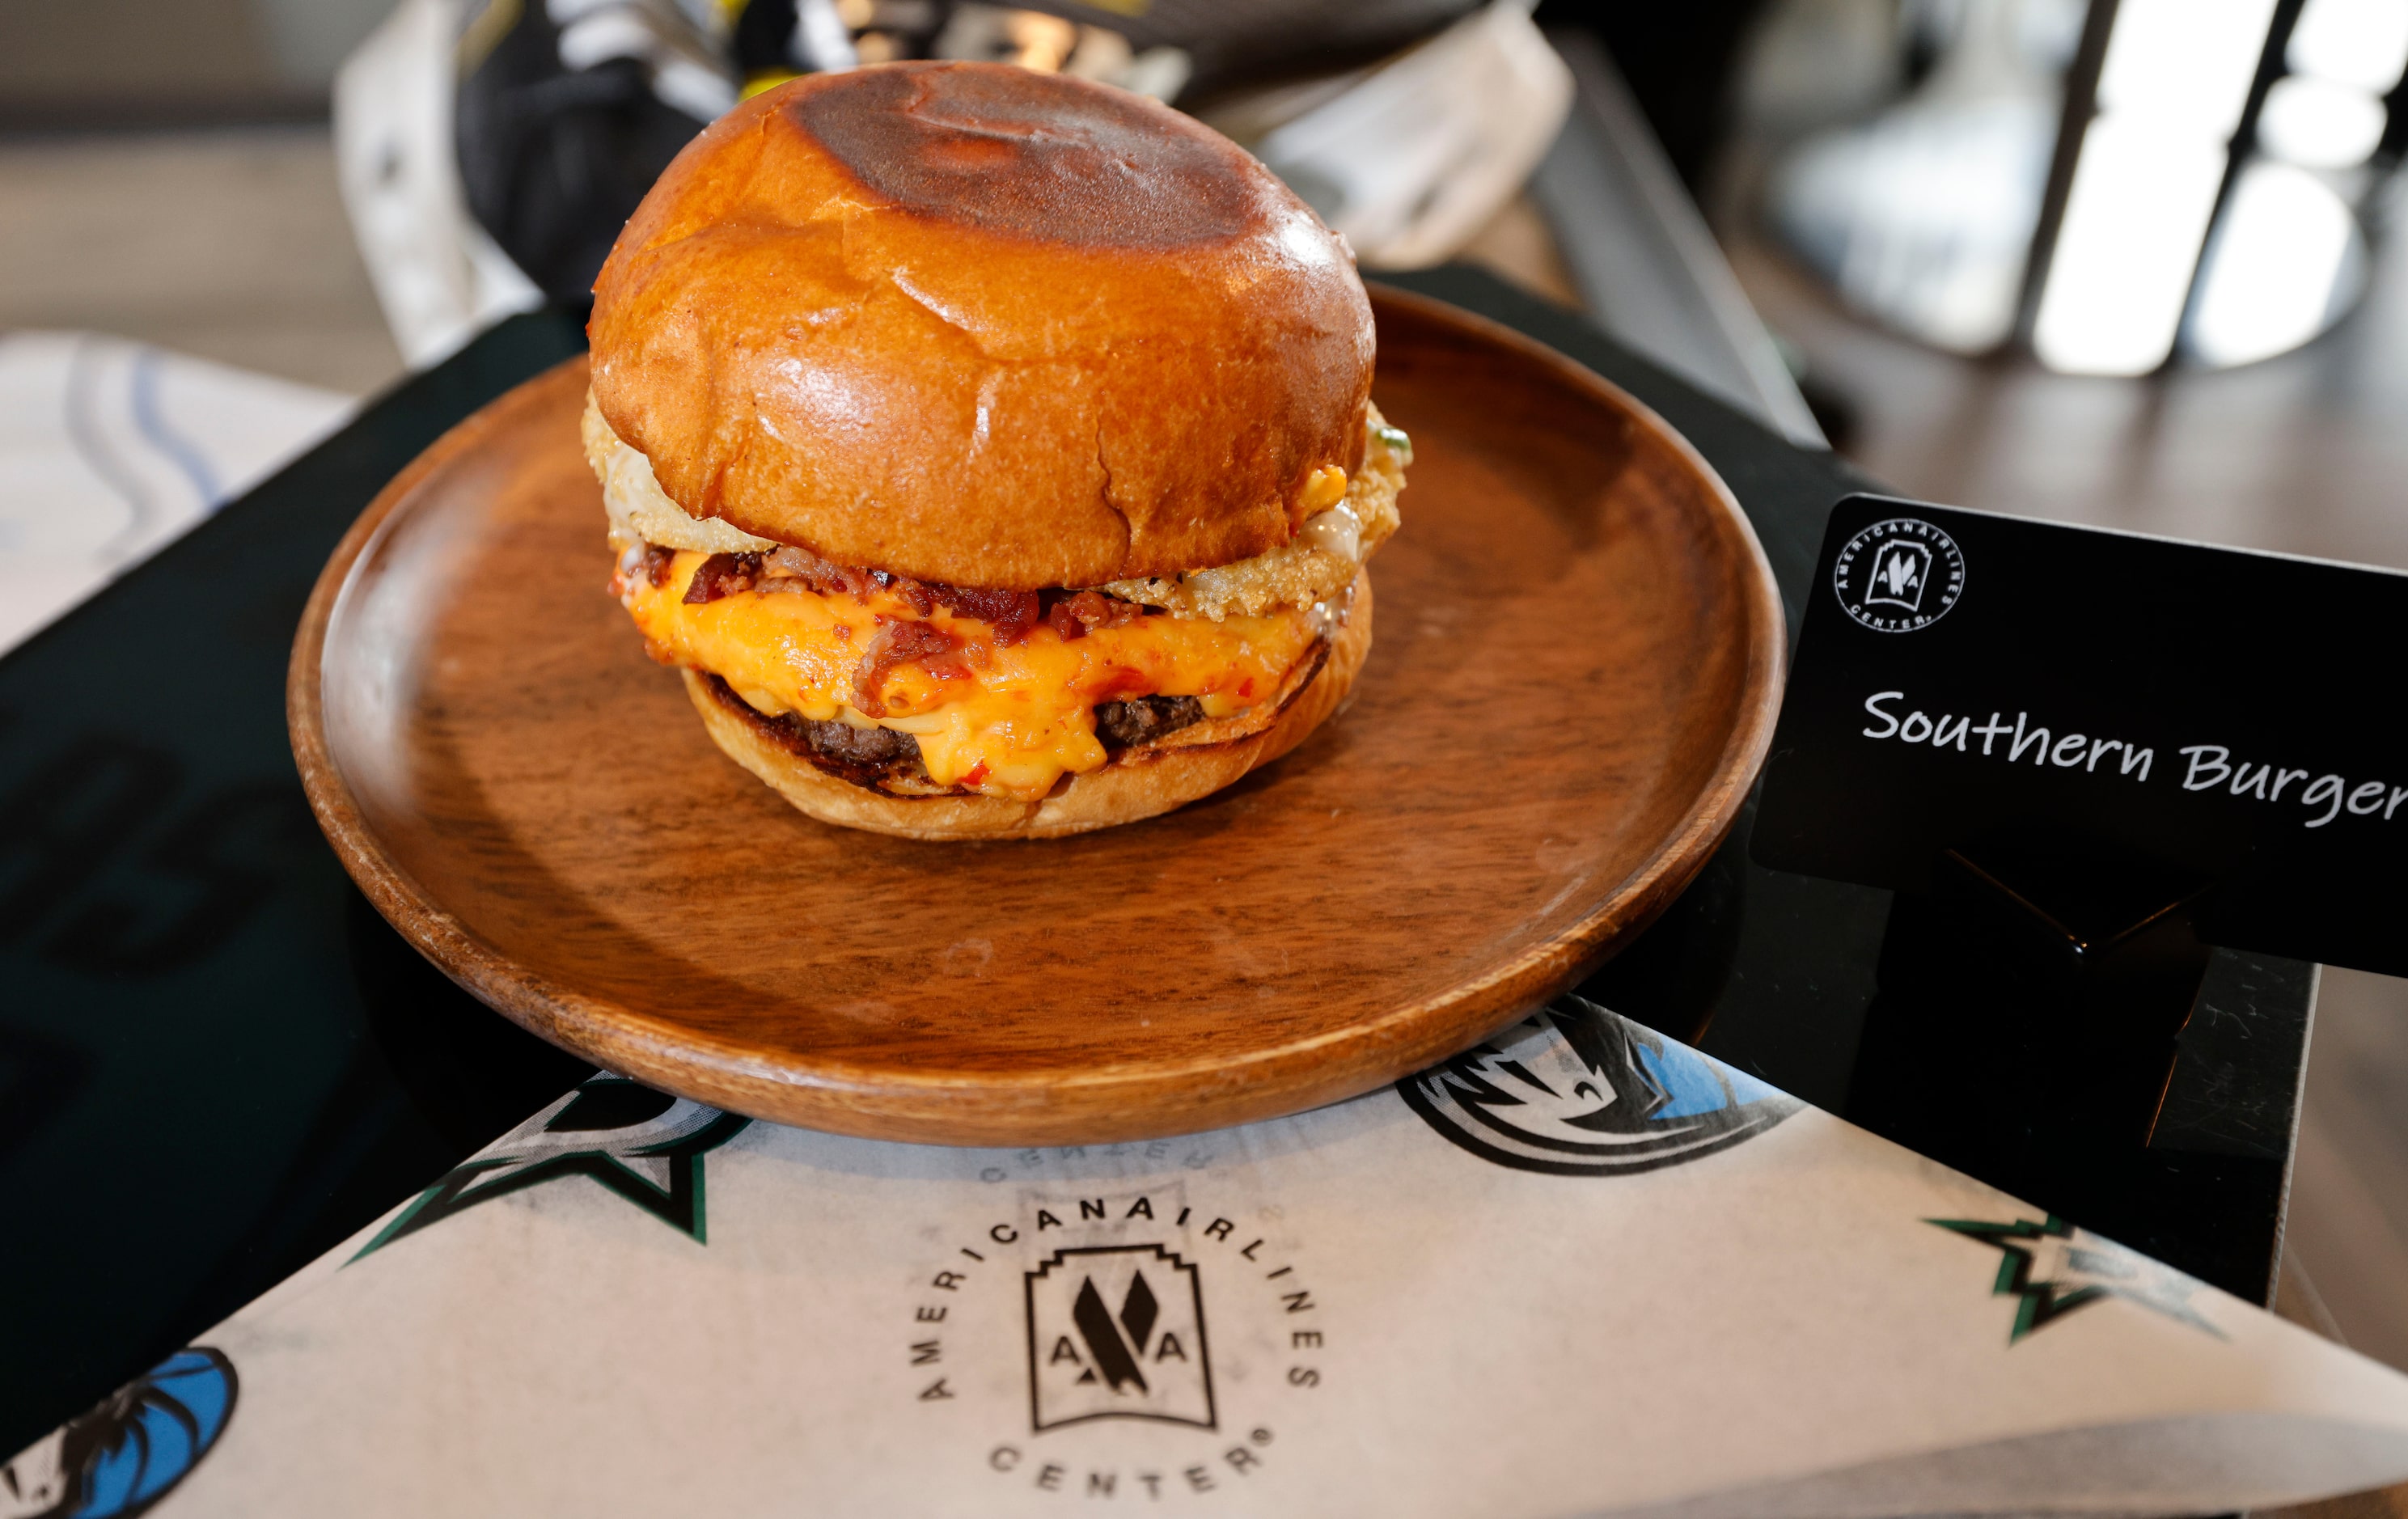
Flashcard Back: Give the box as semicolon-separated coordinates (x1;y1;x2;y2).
1860;691;2408;830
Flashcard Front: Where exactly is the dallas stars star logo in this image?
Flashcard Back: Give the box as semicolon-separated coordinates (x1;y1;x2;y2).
353;1076;750;1262
1928;1213;2223;1343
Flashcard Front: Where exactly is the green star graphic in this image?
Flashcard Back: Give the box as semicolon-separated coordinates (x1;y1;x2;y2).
352;1080;751;1262
1928;1213;2224;1343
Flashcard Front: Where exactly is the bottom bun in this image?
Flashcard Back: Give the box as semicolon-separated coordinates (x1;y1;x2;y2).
683;571;1373;840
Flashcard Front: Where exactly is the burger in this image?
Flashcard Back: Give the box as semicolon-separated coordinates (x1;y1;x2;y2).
584;61;1407;840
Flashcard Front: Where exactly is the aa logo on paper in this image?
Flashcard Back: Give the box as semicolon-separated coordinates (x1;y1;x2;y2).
1026;1245;1215;1432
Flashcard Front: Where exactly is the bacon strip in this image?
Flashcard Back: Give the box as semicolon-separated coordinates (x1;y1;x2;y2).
940;586;1041;641
764;546;873;599
1044;588;1147;641
758;545;1042;642
609;543;680;598
853;617;963;716
683;552;764;603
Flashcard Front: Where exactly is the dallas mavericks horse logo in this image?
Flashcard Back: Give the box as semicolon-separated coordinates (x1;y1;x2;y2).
0;1348;235;1519
1400;996;1799;1175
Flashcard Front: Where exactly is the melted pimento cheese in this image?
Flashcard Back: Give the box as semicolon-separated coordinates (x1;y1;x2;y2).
617;550;1323;801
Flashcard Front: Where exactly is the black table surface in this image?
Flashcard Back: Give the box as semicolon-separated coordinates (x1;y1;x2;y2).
0;267;2312;1458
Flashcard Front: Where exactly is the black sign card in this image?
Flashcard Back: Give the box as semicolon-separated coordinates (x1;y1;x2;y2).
1754;494;2408;979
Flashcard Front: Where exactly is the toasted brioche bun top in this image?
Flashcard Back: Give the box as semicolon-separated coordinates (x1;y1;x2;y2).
587;61;1376;591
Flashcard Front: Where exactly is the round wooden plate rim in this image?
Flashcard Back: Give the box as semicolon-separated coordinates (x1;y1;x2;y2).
288;287;1787;1132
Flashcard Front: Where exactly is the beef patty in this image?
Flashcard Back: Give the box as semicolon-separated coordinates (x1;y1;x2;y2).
703;677;1209;792
1094;695;1207;747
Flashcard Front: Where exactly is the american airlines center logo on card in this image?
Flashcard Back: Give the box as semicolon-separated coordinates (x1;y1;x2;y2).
1834;517;1965;632
1026;1245;1214;1431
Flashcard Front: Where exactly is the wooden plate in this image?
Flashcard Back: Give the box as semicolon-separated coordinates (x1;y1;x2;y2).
290;289;1784;1145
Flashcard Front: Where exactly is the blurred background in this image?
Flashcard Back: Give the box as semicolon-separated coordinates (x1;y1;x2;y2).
5;0;2406;1379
